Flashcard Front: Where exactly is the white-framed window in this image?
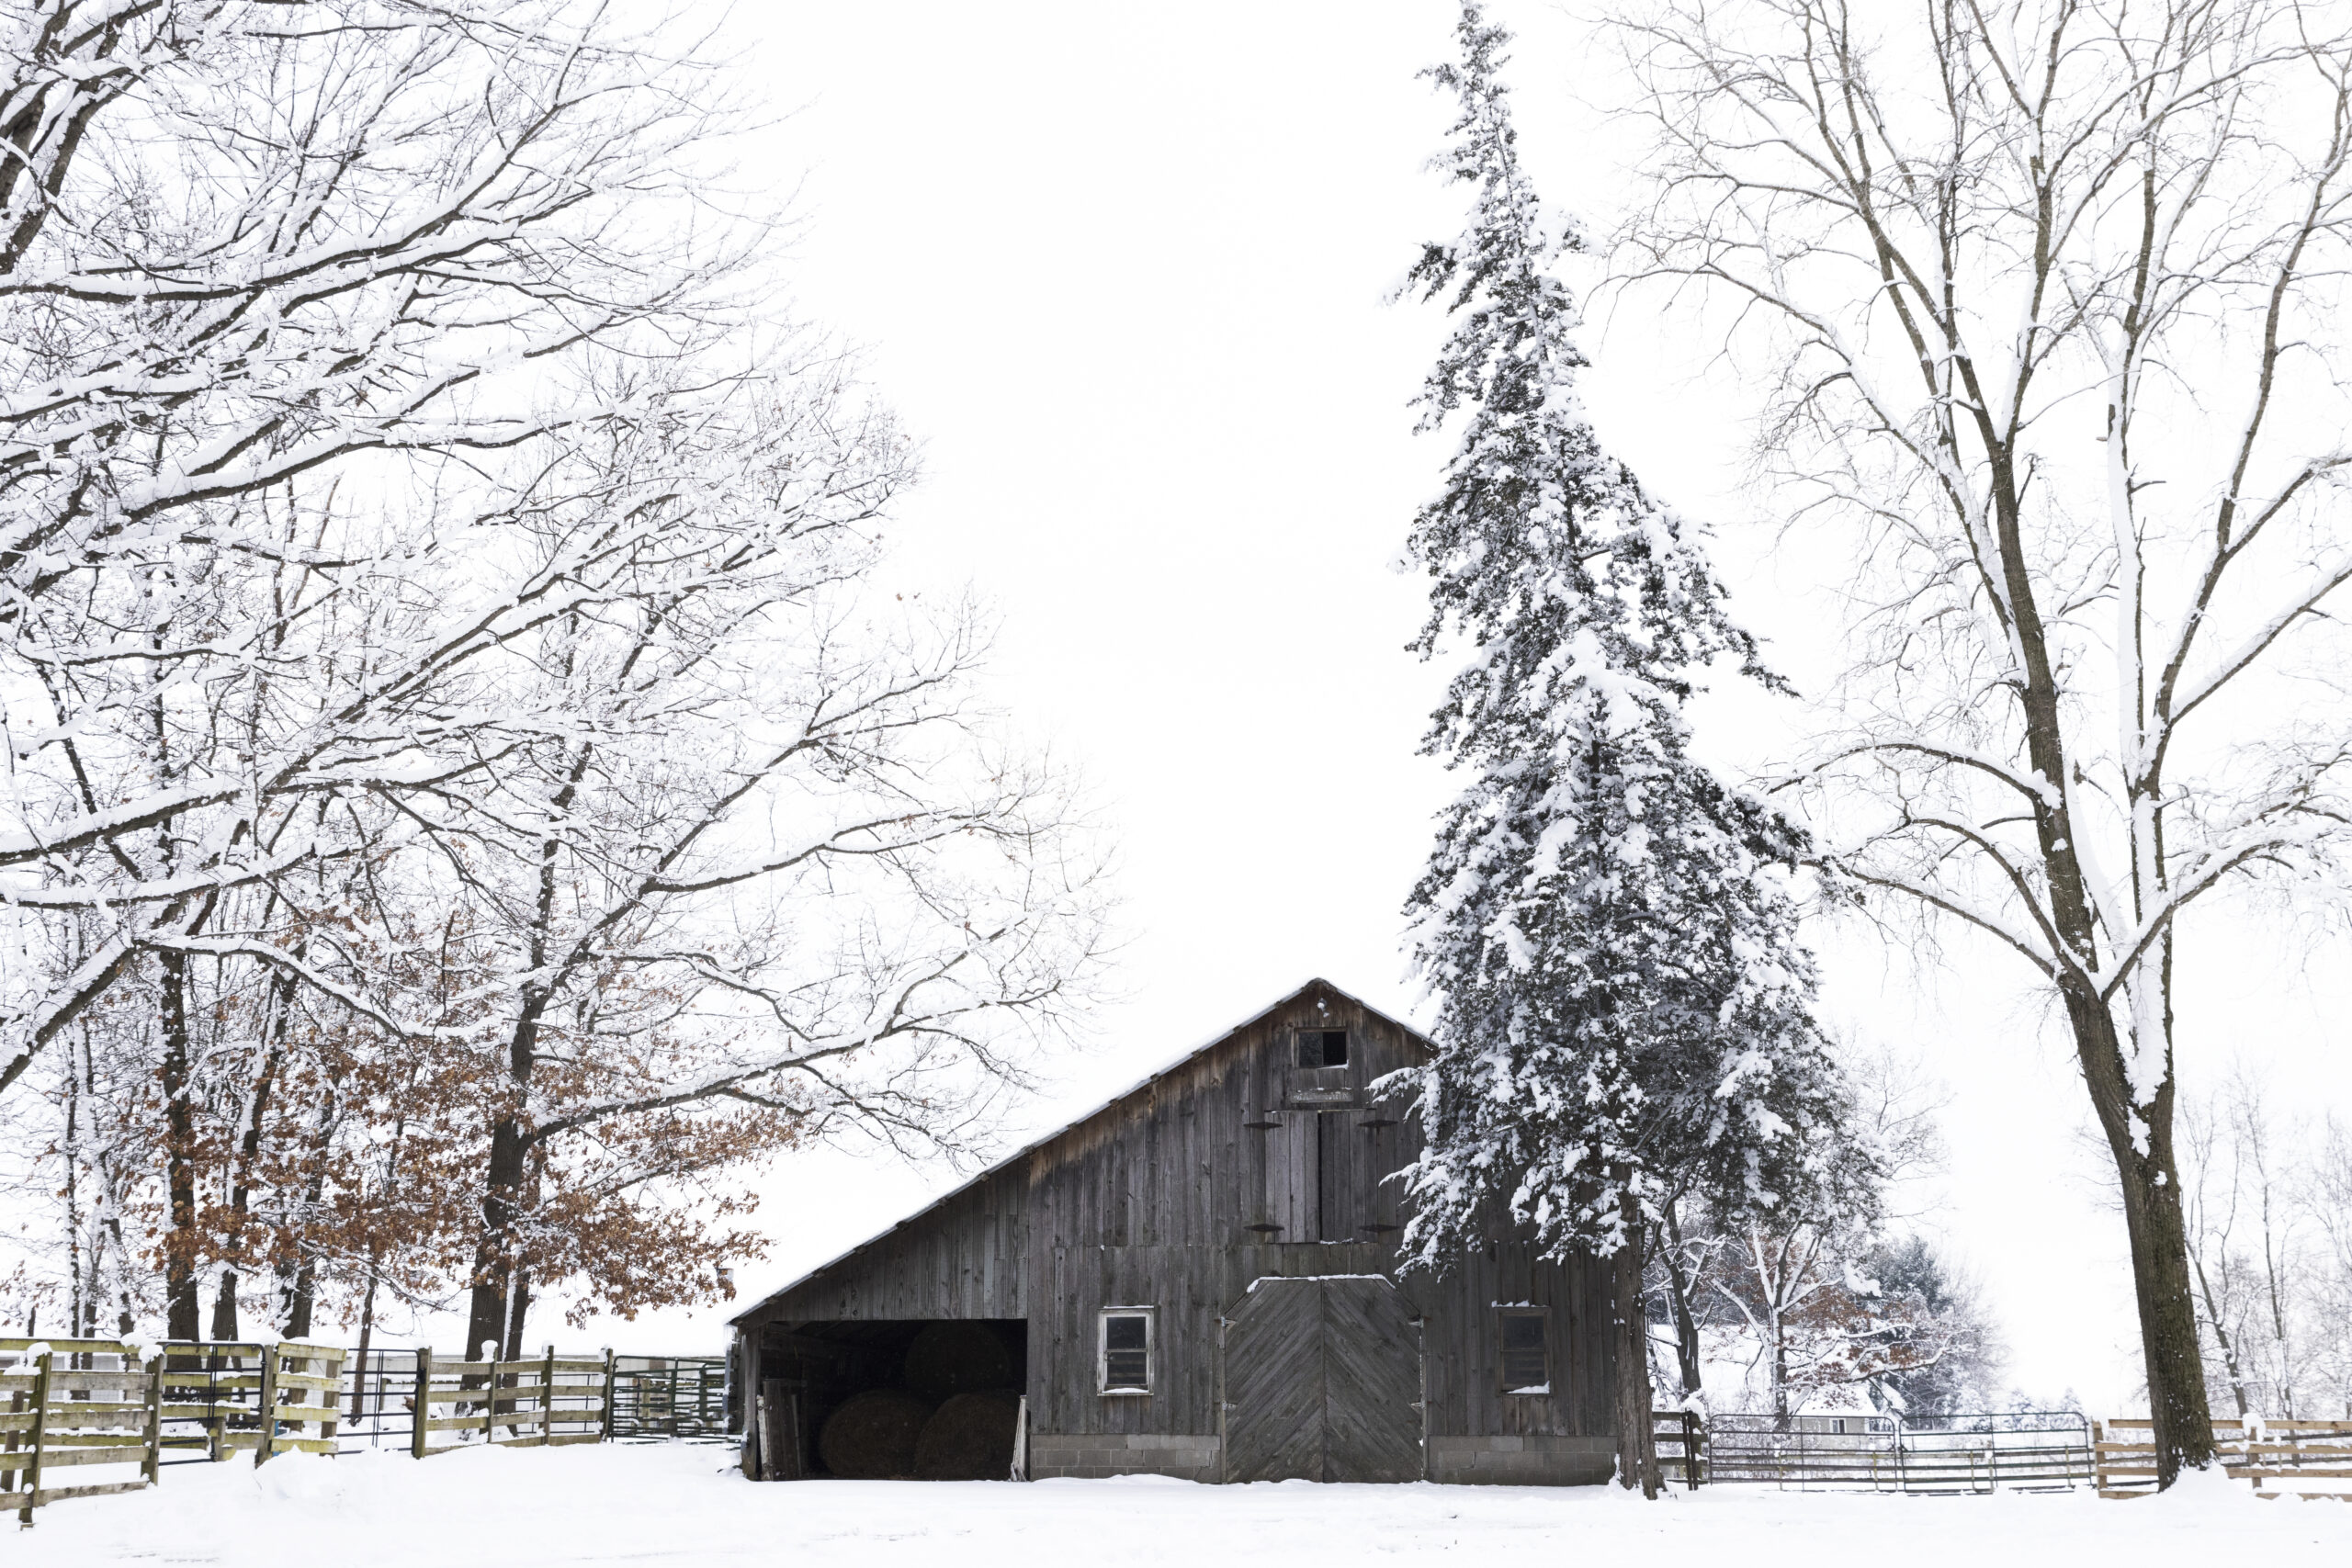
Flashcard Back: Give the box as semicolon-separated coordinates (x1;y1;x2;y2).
1498;1306;1549;1393
1099;1306;1154;1395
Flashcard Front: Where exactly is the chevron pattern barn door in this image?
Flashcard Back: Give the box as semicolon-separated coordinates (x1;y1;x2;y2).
1221;1276;1421;1483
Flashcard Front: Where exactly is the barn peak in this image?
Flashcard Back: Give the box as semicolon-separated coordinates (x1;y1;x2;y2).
730;976;1429;1326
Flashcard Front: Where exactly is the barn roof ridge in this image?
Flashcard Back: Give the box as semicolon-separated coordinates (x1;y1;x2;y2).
725;976;1430;1326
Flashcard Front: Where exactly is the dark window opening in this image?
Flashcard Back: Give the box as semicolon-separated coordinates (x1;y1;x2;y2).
1499;1309;1549;1393
1296;1028;1350;1068
1101;1310;1151;1393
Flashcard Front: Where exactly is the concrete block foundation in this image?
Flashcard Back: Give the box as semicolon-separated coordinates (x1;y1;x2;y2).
1026;1432;1223;1482
1425;1434;1615;1485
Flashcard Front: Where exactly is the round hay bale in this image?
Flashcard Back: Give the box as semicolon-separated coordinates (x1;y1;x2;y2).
819;1389;933;1479
901;1322;1015;1403
914;1390;1023;1481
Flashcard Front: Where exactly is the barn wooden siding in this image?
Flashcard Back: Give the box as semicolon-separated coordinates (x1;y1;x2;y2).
748;1168;1027;1322
732;979;1619;1476
1019;986;1613;1444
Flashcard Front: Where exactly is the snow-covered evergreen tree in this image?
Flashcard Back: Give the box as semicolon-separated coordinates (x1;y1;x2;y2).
1394;4;1855;1491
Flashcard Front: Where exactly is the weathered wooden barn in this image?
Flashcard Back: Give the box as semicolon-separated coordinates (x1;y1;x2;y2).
728;978;1622;1484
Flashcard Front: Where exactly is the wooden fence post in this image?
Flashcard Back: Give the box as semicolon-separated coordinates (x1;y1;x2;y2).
142;1351;164;1486
599;1349;616;1442
3;1384;21;1501
542;1347;556;1443
321;1348;345;1454
283;1346;309;1461
482;1350;500;1448
412;1349;432;1460
20;1347;51;1525
254;1344;280;1469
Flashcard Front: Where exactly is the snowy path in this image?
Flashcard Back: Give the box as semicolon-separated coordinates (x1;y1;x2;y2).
14;1443;2349;1566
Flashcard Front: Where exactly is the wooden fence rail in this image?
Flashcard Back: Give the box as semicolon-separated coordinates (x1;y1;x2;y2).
156;1341;349;1462
1650;1410;2095;1494
2;1338;165;1525
6;1337;655;1525
1652;1411;1702;1490
410;1348;613;1459
2095;1418;2352;1500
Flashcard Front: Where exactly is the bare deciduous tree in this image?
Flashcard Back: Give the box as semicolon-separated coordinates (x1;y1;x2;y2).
1613;0;2352;1483
419;373;1109;1355
2309;1117;2352;1414
0;2;1111;1348
0;0;758;1116
2179;1069;2348;1418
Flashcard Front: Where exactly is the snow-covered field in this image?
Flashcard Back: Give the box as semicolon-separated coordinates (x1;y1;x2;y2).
16;1443;2350;1566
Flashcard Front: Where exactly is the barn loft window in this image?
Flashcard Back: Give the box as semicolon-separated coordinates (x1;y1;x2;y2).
1099;1308;1154;1395
1295;1028;1350;1068
1498;1307;1549;1393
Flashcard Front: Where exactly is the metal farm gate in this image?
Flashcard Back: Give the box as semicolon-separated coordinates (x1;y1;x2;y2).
1692;1411;2093;1493
607;1356;729;1439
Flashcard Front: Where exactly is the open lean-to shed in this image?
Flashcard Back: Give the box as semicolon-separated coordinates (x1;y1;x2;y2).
728;978;1623;1485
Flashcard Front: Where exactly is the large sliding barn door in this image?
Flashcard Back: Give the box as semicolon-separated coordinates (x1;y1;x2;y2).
1221;1277;1421;1483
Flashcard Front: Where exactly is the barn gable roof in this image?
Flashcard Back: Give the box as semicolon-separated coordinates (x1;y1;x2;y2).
727;976;1430;1326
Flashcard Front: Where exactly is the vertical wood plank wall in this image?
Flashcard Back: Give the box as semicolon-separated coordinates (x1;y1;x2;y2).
733;981;1616;1452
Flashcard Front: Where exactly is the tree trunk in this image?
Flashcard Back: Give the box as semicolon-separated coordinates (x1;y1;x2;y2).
282;1260;315;1340
159;950;201;1341
467;977;554;1359
209;1270;240;1342
2110;1121;2213;1480
465;1114;527;1360
62;1047;85;1337
277;1072;338;1341
351;1256;381;1424
1771;1322;1790;1427
1983;425;2216;1485
1609;1236;1660;1497
1659;1201;1704;1396
503;1265;531;1365
2067;979;2217;1483
212;972;293;1348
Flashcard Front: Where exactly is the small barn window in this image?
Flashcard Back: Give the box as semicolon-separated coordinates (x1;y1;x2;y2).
1498;1307;1549;1393
1295;1028;1350;1068
1099;1307;1153;1394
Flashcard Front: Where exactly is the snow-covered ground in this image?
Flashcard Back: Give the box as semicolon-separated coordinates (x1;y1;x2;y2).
16;1443;2349;1566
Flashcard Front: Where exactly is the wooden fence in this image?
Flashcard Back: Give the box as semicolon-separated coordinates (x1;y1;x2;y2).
2095;1418;2352;1499
1652;1411;1702;1489
410;1348;612;1457
1652;1410;2095;1494
6;1337;659;1523
157;1342;348;1463
3;1338;164;1525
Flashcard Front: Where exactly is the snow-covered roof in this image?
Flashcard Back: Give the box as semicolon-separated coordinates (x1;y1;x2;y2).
727;976;1430;1326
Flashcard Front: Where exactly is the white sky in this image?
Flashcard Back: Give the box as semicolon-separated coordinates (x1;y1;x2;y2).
503;1;2352;1416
